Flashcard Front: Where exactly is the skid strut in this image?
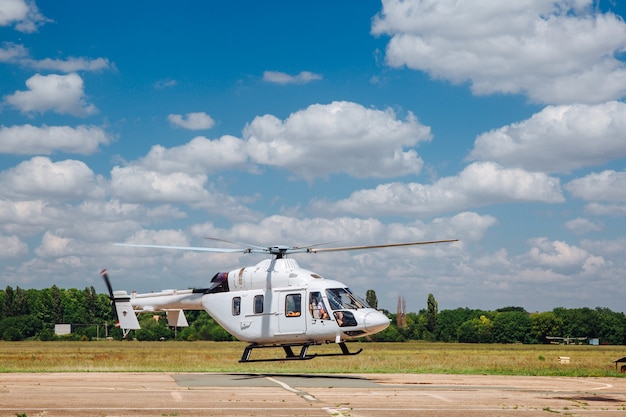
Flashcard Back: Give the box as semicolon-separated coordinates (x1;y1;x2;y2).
239;342;363;363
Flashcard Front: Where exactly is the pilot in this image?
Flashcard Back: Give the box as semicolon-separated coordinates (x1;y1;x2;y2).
334;311;344;327
317;298;330;320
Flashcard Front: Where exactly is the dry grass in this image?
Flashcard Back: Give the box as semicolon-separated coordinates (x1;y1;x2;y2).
0;340;624;376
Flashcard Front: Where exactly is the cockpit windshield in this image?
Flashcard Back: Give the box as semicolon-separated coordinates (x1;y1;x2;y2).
325;288;370;310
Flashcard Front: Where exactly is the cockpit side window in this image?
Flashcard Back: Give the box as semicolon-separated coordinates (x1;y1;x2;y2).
334;310;358;327
309;291;330;320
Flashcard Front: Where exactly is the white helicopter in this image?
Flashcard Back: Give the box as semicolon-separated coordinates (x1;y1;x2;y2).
104;238;457;362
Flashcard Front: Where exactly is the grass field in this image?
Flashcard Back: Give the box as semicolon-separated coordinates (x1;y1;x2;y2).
0;340;625;376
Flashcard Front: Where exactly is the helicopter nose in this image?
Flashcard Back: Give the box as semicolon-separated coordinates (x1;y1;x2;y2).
364;311;390;333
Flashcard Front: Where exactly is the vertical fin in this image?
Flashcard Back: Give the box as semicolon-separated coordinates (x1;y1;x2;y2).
101;269;141;335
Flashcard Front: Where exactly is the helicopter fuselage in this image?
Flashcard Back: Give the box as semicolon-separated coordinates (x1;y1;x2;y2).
126;257;390;345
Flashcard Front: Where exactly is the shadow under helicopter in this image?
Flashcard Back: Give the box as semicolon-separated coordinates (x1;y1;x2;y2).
173;373;381;388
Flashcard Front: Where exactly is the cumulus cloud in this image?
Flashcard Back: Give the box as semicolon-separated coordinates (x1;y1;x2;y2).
3;73;97;116
312;161;564;217
135;101;431;180
168;112;216;130
525;237;604;274
0;234;28;258
0;42;113;72
109;165;261;222
25;56;112;72
243;101;431;180
0;124;112;155
0;0;49;32
263;70;322;84
138;135;249;175
565;218;603;235
110;166;210;203
0;42;27;62
372;0;626;104
0;157;105;200
565;169;626;202
468;102;626;173
584;202;626;216
0;199;51;235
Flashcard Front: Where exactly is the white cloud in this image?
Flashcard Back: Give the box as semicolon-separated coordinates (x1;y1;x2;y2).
565;218;603;235
138;135;249;175
109;165;261;222
154;79;177;89
313;162;564;217
263;70;322;84
372;0;626;104
137;101;431;181
566;169;626;202
0;234;28;258
525;237;604;274
24;56;112;72
0;42;113;72
3;73;97;116
0;124;112;155
168;112;216;130
110;166;210;203
0;0;49;32
243;101;431;180
584;202;626;216
0;199;52;235
0;42;27;62
0;157;105;200
34;231;72;258
468;102;626;173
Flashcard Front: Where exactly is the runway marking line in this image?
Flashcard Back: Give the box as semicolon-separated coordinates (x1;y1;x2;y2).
265;376;320;402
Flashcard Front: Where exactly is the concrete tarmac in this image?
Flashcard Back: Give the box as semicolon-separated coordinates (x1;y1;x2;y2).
1;372;625;416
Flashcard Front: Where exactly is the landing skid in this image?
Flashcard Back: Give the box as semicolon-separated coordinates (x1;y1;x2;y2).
239;342;363;363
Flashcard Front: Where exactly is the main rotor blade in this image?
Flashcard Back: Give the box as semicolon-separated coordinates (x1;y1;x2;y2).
308;239;458;253
114;243;248;253
204;237;266;251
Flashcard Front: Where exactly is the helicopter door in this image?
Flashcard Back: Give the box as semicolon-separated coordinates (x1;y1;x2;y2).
277;292;306;335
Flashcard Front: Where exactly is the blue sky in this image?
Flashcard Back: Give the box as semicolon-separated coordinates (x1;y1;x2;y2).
1;0;626;313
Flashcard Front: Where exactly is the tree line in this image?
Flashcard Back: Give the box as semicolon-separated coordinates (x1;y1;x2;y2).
1;286;625;344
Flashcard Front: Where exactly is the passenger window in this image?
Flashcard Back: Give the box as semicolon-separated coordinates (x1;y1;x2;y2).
232;297;241;316
285;294;301;317
254;294;264;314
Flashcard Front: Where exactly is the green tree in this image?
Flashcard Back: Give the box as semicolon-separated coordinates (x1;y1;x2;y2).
458;315;493;343
436;308;480;342
530;311;563;342
553;307;596;339
61;288;87;324
366;290;378;309
13;287;30;316
492;311;531;343
371;322;405;342
594;307;626;345
426;293;438;334
3;286;14;317
136;314;174;341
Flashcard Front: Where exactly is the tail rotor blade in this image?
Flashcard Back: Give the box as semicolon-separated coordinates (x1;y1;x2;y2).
100;269;117;317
